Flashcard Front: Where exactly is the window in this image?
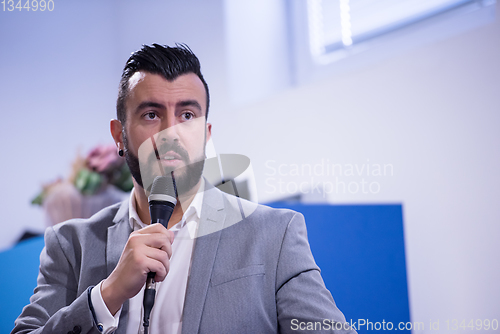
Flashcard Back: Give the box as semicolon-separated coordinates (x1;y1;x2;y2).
306;0;495;64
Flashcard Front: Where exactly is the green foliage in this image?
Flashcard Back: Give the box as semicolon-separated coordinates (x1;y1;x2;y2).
75;168;104;195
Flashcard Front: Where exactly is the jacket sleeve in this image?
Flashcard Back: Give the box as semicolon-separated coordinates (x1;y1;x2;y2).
275;212;357;334
11;226;99;334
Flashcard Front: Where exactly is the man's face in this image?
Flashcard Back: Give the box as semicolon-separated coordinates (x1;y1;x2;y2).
121;71;211;195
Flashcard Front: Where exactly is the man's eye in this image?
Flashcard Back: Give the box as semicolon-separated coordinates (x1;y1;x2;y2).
145;112;157;120
181;112;194;121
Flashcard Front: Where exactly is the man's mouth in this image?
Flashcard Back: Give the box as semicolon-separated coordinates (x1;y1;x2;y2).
158;151;185;168
160;151;182;161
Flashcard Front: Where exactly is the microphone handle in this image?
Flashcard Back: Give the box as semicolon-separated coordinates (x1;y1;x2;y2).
143;202;175;331
144;216;167;296
146;201;174;286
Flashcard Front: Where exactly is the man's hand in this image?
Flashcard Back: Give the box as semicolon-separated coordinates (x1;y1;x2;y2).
101;223;174;315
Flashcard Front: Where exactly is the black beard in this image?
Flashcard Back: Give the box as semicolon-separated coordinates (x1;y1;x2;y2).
123;132;205;196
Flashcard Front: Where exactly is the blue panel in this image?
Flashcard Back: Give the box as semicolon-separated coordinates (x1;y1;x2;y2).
0;205;410;333
268;203;410;333
0;236;44;333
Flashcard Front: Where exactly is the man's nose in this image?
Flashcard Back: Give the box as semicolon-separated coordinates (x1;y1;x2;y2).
158;117;180;143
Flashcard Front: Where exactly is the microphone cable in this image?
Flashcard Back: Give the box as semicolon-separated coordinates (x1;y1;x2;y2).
142;273;156;334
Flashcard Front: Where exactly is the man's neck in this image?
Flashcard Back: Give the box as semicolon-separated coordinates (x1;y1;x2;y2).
133;179;202;230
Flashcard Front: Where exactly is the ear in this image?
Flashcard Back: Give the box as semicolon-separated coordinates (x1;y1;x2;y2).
205;122;212;142
110;119;123;150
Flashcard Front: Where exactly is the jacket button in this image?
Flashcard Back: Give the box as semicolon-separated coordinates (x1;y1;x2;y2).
73;325;82;334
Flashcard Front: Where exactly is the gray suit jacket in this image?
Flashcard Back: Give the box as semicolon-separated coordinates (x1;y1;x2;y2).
13;185;355;334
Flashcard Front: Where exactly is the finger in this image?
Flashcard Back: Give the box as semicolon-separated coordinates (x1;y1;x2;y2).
160;240;172;259
135;223;168;234
147;234;173;254
136;224;174;242
167;230;175;244
129;230;172;250
143;248;170;281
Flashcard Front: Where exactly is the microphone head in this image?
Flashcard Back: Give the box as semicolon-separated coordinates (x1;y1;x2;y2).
148;175;177;205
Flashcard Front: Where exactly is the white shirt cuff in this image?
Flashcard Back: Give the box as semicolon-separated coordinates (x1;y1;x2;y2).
90;281;122;334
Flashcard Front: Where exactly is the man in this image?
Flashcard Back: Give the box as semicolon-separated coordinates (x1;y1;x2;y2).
13;44;356;334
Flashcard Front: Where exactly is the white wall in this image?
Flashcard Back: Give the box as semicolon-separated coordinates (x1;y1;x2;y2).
224;0;291;106
213;2;500;331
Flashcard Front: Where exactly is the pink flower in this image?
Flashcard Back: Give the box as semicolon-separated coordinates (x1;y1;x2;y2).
86;144;123;173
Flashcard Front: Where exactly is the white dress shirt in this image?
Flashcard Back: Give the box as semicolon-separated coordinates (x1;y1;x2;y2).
91;182;204;334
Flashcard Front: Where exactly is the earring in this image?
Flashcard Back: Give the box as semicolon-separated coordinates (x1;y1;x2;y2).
118;149;124;157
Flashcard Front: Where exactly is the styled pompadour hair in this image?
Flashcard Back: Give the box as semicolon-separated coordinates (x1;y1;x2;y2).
116;43;210;124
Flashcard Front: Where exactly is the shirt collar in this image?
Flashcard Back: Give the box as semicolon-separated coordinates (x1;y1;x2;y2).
128;178;205;231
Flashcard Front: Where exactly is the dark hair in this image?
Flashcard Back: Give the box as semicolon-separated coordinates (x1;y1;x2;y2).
116;43;210;124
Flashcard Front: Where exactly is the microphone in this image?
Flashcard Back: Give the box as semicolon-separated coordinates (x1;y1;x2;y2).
143;174;177;334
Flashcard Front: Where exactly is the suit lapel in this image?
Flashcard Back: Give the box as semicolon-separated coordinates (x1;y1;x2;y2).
106;199;131;275
182;185;226;334
106;199;133;328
